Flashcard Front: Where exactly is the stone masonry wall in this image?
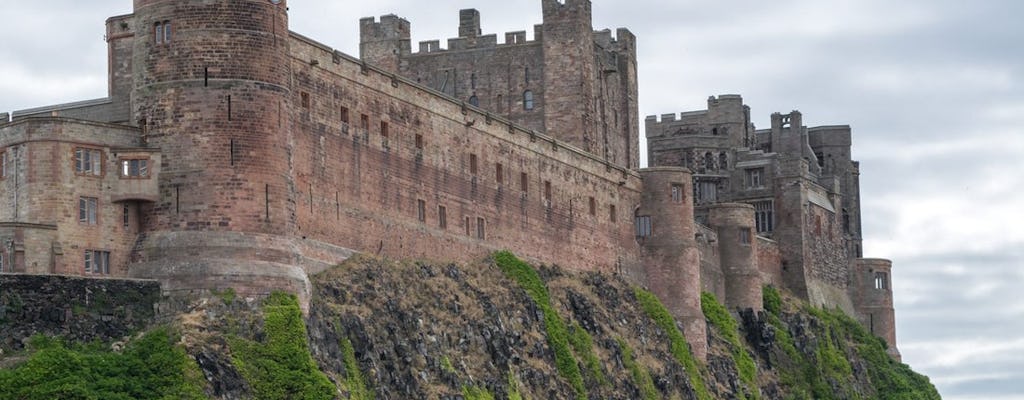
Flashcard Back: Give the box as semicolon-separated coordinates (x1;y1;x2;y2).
286;33;644;274
0;274;160;351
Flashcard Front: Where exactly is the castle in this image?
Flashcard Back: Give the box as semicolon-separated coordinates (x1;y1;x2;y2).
0;0;898;361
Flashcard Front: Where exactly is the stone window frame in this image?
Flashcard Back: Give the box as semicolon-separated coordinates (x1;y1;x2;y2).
438;205;448;229
476;217;486;240
635;215;652;239
753;200;775;233
416;199;426;223
118;157;151;179
745;168;764;189
739;227;752;245
73;147;105;178
495;163;504;185
874;272;889;290
0;148;7;179
523;90;535;111
671;183;685;203
154;20;171;45
79;196;100;225
84;249;111;275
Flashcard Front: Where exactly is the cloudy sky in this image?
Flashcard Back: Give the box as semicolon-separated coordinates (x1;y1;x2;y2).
2;1;1022;398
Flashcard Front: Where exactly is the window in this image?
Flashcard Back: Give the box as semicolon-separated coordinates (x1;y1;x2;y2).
754;201;774;233
739;228;751;245
84;250;111;275
635;215;652;238
543;180;552;204
476;217;486;239
874;272;889;290
469;154;478;175
520;172;528;193
79;197;98;225
496;163;504;185
610;205;617;223
588;197;596;216
746;168;764;189
300;92;310;108
75;148;103;176
438;206;447;229
123;204;130;228
843;209;851;234
0;253;4;273
341;107;350;125
415;134;424;150
465;217;472;236
0;150;6;178
523;90;534;110
154;21;171;44
471;73;477;90
719;152;728;169
704;152;714;171
469;96;479;107
121;159;149;178
380;121;389;138
417;199;426;222
671;184;684;203
360;114;369;131
524;67;530;84
695;180;717;203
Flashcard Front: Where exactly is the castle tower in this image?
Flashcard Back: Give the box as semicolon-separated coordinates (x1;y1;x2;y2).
707;203;763;311
128;0;308;299
636;167;707;361
853;259;901;360
541;0;597;154
359;14;411;73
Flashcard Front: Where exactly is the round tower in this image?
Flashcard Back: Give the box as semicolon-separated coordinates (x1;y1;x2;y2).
132;0;294;235
854;258;900;360
128;0;309;302
636;167;707;361
707;203;763;311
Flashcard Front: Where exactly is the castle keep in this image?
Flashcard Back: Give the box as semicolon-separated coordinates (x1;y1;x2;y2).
0;0;898;360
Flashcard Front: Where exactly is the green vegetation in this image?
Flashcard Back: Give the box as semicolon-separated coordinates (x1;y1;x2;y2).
700;292;759;399
634;288;712;400
0;328;204;400
212;287;237;305
494;251;586;399
440;355;456;374
762;286;940;400
617;338;658;400
462;385;496;400
230;292;335;400
568;322;608;387
507;371;523;400
341;337;374;400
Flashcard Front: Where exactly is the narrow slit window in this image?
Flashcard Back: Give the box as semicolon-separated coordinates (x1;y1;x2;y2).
465;217;472;236
301;92;310;109
496;163;504;185
380;121;389;138
520;172;528;193
438;206;448;229
341;107;350;124
610;205;617;223
417;199;426;222
415;134;424;150
476;217;486;239
588;197;596;216
469;154;478;175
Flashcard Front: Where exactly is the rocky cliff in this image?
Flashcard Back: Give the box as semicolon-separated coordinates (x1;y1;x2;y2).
0;253;940;399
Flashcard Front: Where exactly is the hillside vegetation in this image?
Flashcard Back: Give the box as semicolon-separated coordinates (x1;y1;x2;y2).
0;252;940;399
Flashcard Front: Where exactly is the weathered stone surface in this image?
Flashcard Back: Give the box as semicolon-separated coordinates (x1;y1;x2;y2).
0;274;160;351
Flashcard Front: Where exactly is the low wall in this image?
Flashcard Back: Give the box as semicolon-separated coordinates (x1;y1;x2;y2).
0;274;160;351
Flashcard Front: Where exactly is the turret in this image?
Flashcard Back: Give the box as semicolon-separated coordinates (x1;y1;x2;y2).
853;259;901;360
132;0;294;235
636;167;707;361
129;0;307;302
359;14;411;72
541;0;597;153
707;203;762;311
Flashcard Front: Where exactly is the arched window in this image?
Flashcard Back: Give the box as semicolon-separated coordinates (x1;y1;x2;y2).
523;90;534;110
469;95;479;107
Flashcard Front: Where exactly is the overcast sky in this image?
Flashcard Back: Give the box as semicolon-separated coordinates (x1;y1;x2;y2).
2;1;1022;398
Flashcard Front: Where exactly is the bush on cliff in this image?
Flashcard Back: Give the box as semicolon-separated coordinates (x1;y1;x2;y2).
0;328;204;400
